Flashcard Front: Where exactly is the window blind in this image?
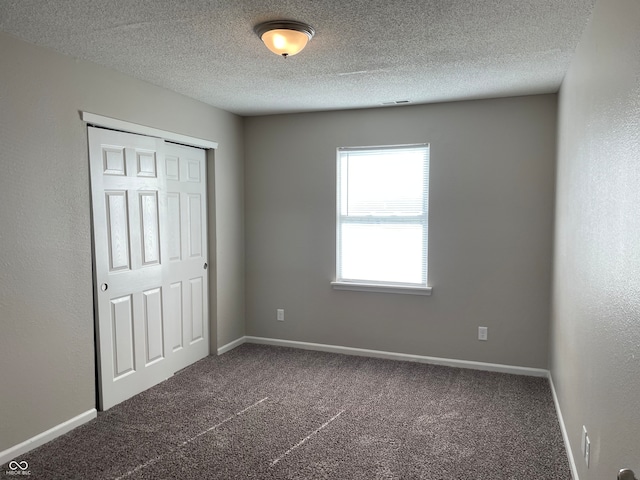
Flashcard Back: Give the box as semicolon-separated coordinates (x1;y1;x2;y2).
336;144;430;287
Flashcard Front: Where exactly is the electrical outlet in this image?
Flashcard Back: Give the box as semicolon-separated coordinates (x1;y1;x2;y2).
478;326;488;341
277;309;284;321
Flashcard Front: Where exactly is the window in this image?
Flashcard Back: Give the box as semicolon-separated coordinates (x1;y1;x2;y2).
333;144;431;295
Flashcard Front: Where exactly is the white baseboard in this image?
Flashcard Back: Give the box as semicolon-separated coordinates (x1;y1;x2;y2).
217;336;247;355
243;336;549;377
549;373;579;480
0;409;97;465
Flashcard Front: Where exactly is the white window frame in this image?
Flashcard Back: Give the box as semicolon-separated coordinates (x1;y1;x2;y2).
332;144;432;296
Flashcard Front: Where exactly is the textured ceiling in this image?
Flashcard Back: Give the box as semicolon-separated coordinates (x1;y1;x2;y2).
0;0;595;116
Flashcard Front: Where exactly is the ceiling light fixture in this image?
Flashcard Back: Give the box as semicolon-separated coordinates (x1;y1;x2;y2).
254;20;315;58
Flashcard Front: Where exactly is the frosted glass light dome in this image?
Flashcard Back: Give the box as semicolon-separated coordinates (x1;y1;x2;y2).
254;20;315;58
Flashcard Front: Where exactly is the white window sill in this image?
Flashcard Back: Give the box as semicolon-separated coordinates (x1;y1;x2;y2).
331;281;433;296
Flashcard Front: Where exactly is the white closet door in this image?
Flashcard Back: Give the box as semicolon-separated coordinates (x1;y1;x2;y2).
163;142;209;373
89;127;209;410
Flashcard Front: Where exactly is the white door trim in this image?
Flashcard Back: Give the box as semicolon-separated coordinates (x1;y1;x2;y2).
81;112;218;150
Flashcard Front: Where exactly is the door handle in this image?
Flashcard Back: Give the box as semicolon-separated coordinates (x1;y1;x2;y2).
619;469;637;480
203;262;208;270
101;283;108;292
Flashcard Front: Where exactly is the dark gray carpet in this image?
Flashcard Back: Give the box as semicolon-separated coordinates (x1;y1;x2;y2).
4;344;570;479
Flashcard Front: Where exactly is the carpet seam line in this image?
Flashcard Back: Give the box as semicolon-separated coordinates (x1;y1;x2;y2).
113;396;269;479
270;409;346;467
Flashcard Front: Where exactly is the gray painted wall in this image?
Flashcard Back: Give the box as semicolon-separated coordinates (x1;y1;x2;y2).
0;32;245;451
551;0;640;478
244;95;557;368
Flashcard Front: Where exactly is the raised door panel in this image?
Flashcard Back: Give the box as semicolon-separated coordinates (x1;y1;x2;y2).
165;155;180;181
166;193;182;262
103;147;126;176
187;194;202;258
189;276;204;343
138;191;160;267
110;295;135;380
143;287;164;365
167;282;183;352
187;159;201;183
136;150;157;178
105;191;131;272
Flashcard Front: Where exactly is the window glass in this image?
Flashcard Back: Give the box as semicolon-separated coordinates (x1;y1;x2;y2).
336;144;430;287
